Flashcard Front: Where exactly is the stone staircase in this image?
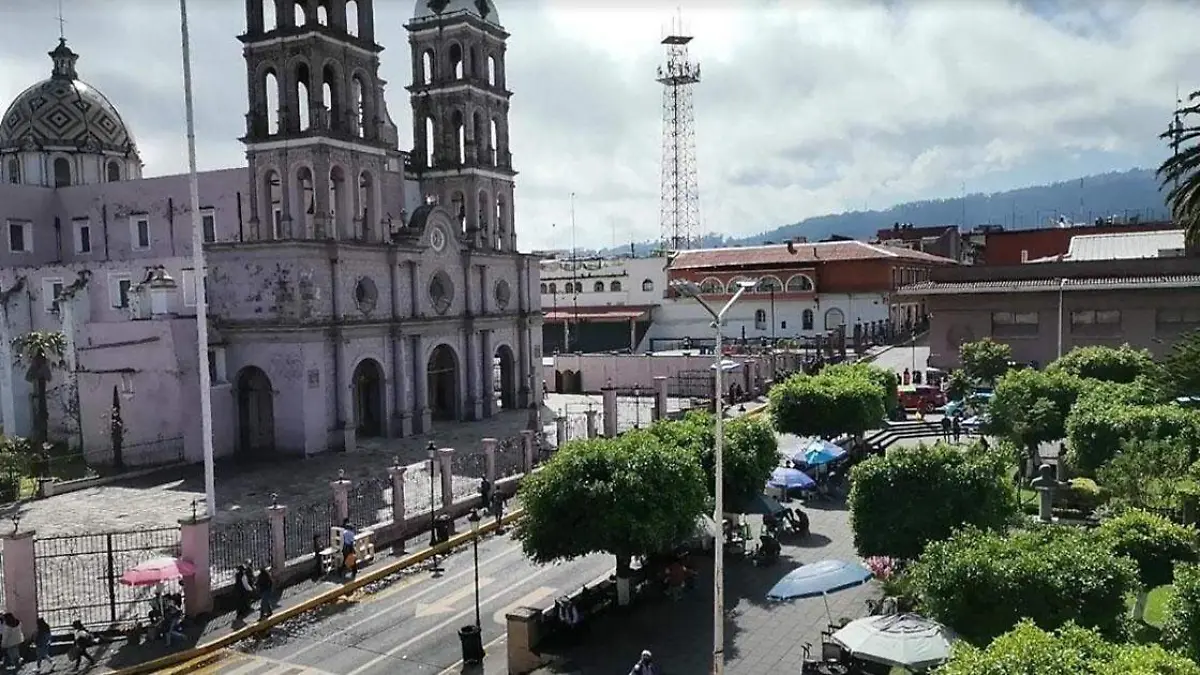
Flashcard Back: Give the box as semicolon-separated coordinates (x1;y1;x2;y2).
864;419;944;450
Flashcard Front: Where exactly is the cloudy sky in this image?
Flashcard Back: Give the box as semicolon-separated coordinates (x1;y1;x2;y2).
1;0;1197;251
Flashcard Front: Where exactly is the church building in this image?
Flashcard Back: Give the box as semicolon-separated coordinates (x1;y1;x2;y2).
0;0;542;465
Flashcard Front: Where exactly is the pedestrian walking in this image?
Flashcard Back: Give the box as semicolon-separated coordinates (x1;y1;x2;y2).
951;415;962;444
479;478;492;514
340;520;357;578
33;618;52;674
629;649;659;675
940;416;951;442
234;564;253;616
68;621;95;672
491;490;505;533
256;567;275;621
2;613;24;672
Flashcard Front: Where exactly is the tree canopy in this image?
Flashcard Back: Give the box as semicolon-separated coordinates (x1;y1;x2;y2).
848;442;1016;560
959;338;1013;385
938;620;1200;675
769;370;887;439
646;411;779;510
1095;509;1197;590
820;362;900;417
514;432;707;572
910;526;1137;645
985;368;1081;465
1164;563;1200;663
1066;401;1200;476
1048;344;1159;385
1159;330;1200;398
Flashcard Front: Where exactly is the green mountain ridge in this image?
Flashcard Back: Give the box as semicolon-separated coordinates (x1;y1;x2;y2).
597;168;1170;257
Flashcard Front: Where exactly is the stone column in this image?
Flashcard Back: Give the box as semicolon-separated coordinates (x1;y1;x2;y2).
438;447;454;508
481;330;495;418
602;387;618;437
1;530;37;629
331;474;351;523
0;302;15;439
388;463;408;528
482;437;498;483
267;503;287;571
391;328;412;437
465;330;482;421
585;409;598;439
653;376;668;422
412;334;432;433
178;516;212;616
521;430;535;473
555;415;568;447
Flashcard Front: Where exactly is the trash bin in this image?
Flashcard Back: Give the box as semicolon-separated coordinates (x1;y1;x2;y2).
434;514;453;544
458;624;484;664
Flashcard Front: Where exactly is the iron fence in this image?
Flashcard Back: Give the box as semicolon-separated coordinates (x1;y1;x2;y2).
450;451;488;479
209;519;274;587
495;436;524;478
34;526;180;630
347;476;391;527
284;498;336;562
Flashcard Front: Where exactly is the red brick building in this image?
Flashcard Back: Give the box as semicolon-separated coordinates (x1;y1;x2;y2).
974;221;1176;265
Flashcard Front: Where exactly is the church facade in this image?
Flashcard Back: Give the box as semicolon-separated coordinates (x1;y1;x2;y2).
0;0;542;465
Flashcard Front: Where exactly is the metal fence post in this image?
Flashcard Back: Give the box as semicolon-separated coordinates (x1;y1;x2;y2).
482;438;497;484
268;503;287;572
602;386;618;437
105;533;117;625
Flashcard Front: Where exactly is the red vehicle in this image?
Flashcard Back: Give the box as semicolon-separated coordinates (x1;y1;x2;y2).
898;384;946;413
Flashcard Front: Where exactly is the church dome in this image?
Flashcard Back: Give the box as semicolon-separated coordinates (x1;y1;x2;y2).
411;0;501;26
0;39;138;156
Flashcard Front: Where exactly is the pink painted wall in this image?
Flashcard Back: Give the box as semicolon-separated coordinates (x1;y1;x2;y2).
545;353;777;394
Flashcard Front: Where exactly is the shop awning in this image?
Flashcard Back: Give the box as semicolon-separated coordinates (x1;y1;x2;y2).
543;306;652;323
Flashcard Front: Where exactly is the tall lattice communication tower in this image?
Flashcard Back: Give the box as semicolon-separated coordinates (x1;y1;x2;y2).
657;25;701;252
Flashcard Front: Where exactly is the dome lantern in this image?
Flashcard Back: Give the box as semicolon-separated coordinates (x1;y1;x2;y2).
49;39;79;81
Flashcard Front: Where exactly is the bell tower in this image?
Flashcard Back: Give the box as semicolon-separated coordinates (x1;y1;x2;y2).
240;0;398;243
407;0;516;252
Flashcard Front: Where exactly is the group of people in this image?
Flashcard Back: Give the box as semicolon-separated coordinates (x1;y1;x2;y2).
233;563;276;621
1;614;97;673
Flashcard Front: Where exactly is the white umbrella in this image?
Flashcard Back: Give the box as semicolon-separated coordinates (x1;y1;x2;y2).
831;613;956;671
709;359;742;372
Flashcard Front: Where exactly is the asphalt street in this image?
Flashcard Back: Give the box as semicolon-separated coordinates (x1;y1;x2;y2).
189;532;612;675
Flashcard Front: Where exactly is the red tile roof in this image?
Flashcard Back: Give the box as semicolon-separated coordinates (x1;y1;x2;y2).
667;241;955;270
543;305;653;322
896;275;1200;295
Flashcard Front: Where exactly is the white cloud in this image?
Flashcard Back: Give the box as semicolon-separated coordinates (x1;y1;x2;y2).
1;0;1197;251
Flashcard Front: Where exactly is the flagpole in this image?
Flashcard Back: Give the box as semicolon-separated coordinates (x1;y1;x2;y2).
179;0;216;518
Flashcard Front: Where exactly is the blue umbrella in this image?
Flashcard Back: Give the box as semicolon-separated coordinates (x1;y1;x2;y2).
801;440;846;467
768;467;816;491
767;559;873;622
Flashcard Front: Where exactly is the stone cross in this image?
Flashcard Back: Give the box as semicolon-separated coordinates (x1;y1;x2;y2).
1029;463;1064;523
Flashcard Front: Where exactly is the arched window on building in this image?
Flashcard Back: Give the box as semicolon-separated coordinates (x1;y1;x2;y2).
698;277;723;294
755;309;767;330
642;279;654;292
548;282;557;294
610;280;621;292
786;274;814;292
802;309;814;330
593;281;604;292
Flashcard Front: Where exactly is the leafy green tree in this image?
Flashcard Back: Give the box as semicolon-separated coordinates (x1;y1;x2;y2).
986;368;1081;474
515;432;707;583
959;338;1013;385
1049;344;1158;385
848;442;1016;560
13;331;67;445
1164;563;1200;662
1096;509;1197;622
647;411;778;511
910;526;1137;644
939;620;1200;675
769;372;886;439
1159;329;1200;398
1098;437;1194;514
821;362;900;417
946;368;973;402
1066;402;1200;476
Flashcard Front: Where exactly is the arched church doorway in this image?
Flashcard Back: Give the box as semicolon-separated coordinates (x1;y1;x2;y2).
427;344;459;421
352;358;385;437
494;345;516;410
236;366;275;458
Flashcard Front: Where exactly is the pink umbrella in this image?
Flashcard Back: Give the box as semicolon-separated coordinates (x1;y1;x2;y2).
120;557;196;587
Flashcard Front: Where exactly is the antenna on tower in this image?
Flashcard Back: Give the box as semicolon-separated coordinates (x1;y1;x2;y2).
1172;81;1184;193
657;10;701;253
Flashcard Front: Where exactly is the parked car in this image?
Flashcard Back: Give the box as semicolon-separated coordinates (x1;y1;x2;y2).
941;390;994;418
898;385;946;413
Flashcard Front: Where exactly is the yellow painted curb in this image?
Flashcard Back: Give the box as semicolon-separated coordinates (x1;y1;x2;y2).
743;403;769;418
113;509;526;675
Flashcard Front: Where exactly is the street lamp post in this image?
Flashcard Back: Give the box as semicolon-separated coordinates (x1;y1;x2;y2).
468;509;482;628
671;278;756;675
428;441;438;546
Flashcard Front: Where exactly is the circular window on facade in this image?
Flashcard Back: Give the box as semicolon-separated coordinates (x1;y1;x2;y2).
429;271;454;315
354;277;378;315
494;279;512;310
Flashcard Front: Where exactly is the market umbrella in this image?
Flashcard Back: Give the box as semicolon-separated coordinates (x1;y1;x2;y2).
767;467;816;491
800;440;846;467
766;559;873;623
831;613;957;671
737;494;788;516
120;557;196;587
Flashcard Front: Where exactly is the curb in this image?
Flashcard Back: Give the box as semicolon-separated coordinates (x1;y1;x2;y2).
114;508;527;675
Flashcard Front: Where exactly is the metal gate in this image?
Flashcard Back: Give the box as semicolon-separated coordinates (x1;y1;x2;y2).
34;527;181;629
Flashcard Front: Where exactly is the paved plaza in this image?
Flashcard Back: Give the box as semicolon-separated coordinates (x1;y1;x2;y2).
537;488;879;674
